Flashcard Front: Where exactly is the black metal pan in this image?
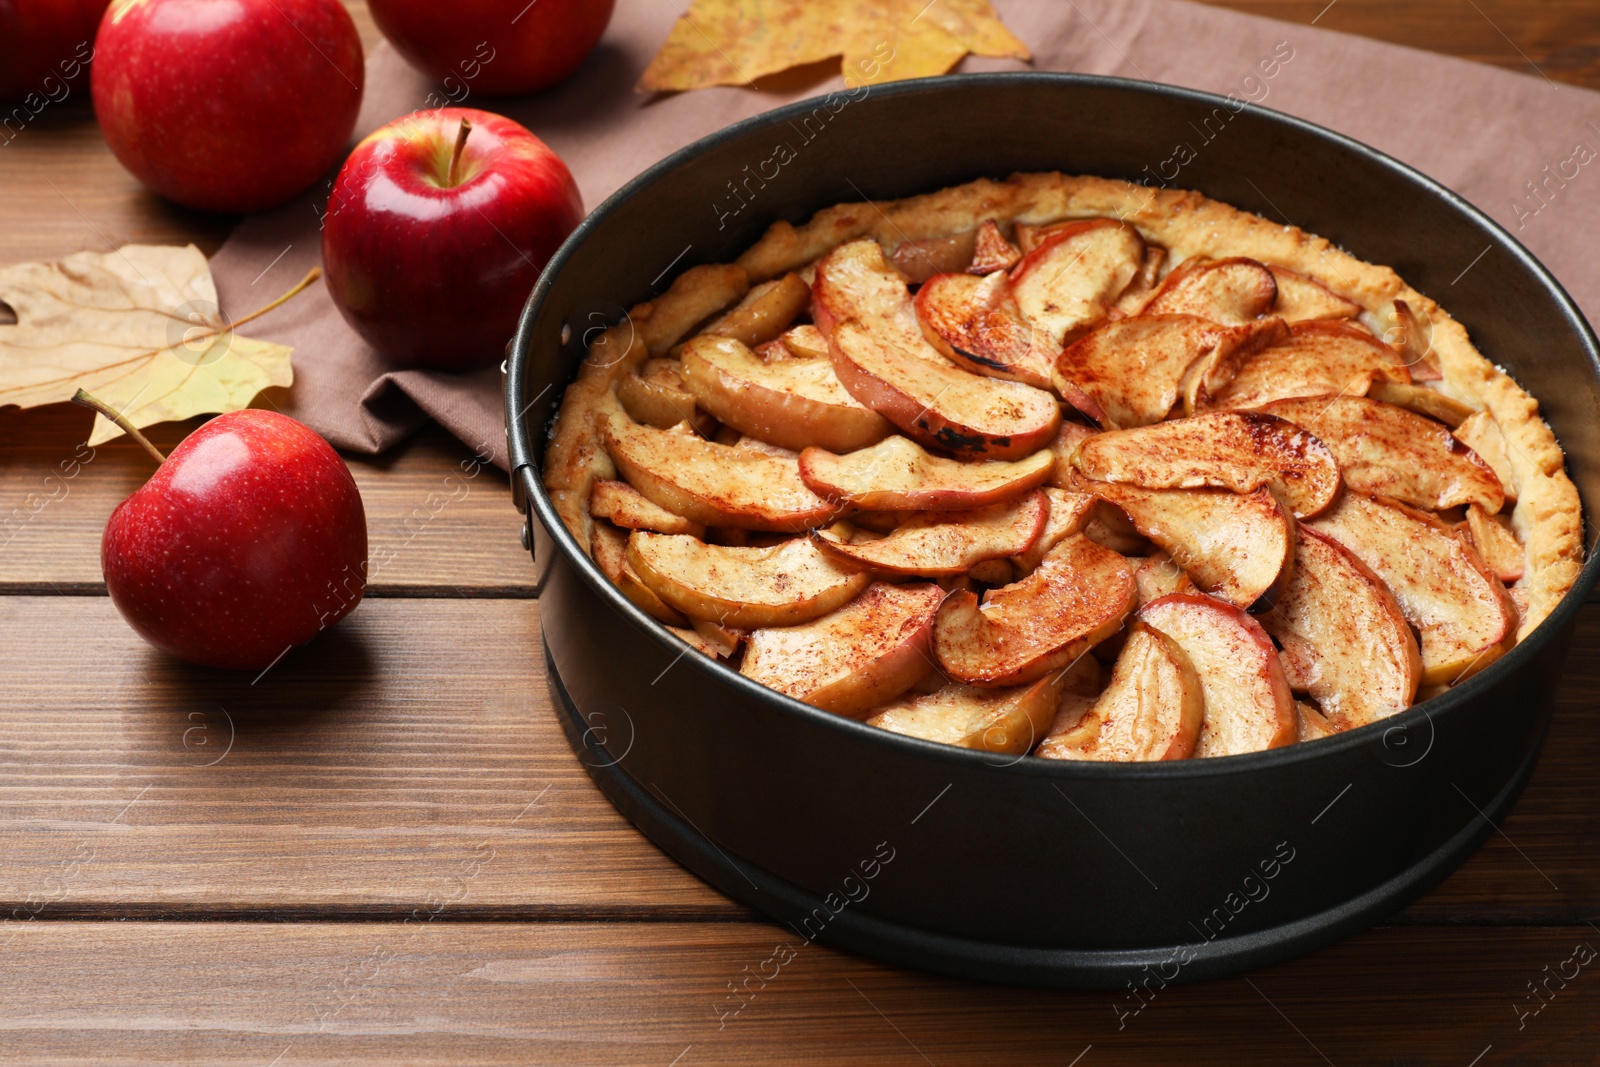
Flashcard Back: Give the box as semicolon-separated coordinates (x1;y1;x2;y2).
504;73;1600;988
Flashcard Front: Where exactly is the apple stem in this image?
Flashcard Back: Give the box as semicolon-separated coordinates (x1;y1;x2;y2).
448;118;473;187
71;389;166;464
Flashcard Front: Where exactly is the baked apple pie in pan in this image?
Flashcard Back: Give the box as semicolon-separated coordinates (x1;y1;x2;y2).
543;171;1583;762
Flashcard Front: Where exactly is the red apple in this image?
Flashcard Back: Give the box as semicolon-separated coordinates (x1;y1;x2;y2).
367;0;613;97
0;0;107;103
321;107;583;371
97;406;368;671
91;0;363;213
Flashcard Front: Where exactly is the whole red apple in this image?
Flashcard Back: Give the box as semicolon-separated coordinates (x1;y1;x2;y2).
321;107;582;371
0;0;107;103
367;0;612;97
91;0;363;213
100;408;368;671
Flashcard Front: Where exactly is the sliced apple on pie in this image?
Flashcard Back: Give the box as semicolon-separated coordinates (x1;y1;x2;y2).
813;491;1047;577
1453;410;1519;503
1139;594;1297;757
1195;320;1411;412
1035;622;1204;761
967;218;1022;275
679;334;891;453
798;434;1054;511
1008;219;1145;346
1012;487;1096;574
591;522;688;627
1079;479;1294;609
626;531;871;628
1133;551;1199;605
741;581;946;716
1257;395;1504;512
1366;381;1475;428
913;270;1062;391
867;672;1065;755
618;357;716;436
1258;526;1421;730
697;272;810;350
1306;492;1517;685
601;410;842;531
1055;314;1261;429
814;239;1062;458
1142;256;1278;324
589;478;706;537
1465;503;1525;582
1266;265;1361;322
1073;411;1341;519
934;534;1135;687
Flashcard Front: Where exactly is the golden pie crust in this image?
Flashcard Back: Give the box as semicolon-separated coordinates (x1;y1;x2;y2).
544;172;1583;641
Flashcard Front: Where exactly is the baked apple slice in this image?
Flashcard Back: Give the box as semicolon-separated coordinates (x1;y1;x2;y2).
1267;265;1361;322
967;218;1022;274
1009;219;1145;345
1139;594;1297;757
1048;420;1098;479
827;318;1062;459
626;531;871;629
1297;701;1338;742
1366;381;1475;428
618;358;716;436
813;491;1047;577
1035;622;1204;761
601;410;841;531
1453;410;1518;502
1177;317;1293;416
741;582;945;716
1133;551;1199;605
1196;320;1410;412
759;324;832;361
698;273;810;349
890;231;978;284
934;534;1135;687
866;673;1064;755
589;478;706;537
1388;298;1443;381
679;334;891;453
590;523;688;627
799;434;1054;511
1013;488;1096;573
1306;492;1517;685
1257;395;1504;512
1082;480;1294;609
1142;256;1278;324
1466;504;1525;582
1258;526;1421;730
812;238;936;356
1073;411;1341;519
913;271;1062;392
1055;314;1243;429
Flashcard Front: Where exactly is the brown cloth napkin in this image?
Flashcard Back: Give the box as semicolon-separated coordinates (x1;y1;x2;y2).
210;0;1600;470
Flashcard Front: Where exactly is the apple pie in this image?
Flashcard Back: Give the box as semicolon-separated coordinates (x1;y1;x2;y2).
543;173;1582;761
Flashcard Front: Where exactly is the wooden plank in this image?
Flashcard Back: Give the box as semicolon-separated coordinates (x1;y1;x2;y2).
1;593;1598;920
1196;0;1600;90
0;405;532;595
1;920;1596;1064
0;595;728;914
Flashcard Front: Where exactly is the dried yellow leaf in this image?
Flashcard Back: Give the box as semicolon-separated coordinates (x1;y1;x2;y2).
639;0;1029;93
0;244;294;446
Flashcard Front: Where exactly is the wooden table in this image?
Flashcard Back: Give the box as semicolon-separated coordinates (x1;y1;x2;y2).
2;2;1598;1062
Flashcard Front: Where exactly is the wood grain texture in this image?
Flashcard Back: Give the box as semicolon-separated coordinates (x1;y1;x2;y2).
0;592;1598;922
2;921;1597;1065
0;405;531;595
1195;0;1600;89
0;596;729;914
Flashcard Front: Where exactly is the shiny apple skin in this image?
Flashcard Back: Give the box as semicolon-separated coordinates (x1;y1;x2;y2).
102;410;368;671
0;0;107;102
91;0;363;213
367;0;613;96
321;107;583;371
